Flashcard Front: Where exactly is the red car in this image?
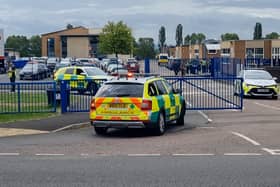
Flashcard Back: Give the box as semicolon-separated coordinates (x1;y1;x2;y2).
126;58;140;73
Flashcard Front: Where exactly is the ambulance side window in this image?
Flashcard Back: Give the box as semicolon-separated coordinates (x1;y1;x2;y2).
155;80;168;95
148;82;158;96
65;68;74;74
76;68;84;75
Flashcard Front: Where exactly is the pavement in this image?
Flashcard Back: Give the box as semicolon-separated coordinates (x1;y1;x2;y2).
0;112;89;137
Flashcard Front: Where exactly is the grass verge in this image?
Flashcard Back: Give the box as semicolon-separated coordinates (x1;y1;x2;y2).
0;112;60;124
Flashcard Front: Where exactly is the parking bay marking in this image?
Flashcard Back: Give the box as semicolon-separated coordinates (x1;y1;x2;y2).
262;148;280;155
0;153;20;156
186;102;213;123
231;132;261;146
254;102;280;111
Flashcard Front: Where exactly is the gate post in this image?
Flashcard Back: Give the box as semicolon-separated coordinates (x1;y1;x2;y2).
144;58;150;74
60;81;68;113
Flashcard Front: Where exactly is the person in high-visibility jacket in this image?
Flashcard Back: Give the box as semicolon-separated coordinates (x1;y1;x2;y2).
8;66;16;92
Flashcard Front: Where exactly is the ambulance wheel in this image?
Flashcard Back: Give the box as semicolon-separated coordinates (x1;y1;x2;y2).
176;103;185;126
154;112;166;136
94;127;107;135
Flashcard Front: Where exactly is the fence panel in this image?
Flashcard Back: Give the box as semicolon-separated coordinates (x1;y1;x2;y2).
60;79;108;113
165;77;243;110
0;82;56;114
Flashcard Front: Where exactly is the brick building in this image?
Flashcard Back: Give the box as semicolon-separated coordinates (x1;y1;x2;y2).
41;27;102;58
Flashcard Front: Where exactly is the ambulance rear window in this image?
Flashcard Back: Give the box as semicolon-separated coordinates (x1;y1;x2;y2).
96;83;144;97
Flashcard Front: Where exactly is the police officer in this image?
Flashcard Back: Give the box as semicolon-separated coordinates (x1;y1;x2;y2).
8;65;16;92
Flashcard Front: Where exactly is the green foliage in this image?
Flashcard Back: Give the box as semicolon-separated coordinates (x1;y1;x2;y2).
196;33;206;44
29;35;41;57
98;21;133;57
190;33;197;45
175;24;183;46
221;33;240;41
158;26;166;52
265;32;279;39
66;24;74;29
5;35;30;57
184;35;191;45
254;22;262;40
5;35;42;57
134;38;156;60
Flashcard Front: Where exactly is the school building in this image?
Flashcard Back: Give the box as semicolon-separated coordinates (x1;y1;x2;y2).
41;26;102;58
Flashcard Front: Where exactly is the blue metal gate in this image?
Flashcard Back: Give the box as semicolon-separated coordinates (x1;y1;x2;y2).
60;79;107;113
165;77;243;110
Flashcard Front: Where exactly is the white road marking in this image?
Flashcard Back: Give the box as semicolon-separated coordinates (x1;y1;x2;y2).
231;132;261;146
81;153;89;156
186;101;213;123
52;122;89;133
35;154;65;156
254;102;280;111
128;154;161;157
262;148;280;155
172;154;215;156
0;153;20;156
197;127;216;129
224;153;262;156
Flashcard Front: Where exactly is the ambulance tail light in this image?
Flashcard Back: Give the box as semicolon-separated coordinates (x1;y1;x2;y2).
141;99;152;111
90;98;96;111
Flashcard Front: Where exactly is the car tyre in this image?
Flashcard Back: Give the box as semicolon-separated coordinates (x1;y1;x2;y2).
94;127;107;135
272;96;278;100
154;112;166;136
176;103;185;126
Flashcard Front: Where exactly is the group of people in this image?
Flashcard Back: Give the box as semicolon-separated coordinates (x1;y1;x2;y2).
170;59;210;76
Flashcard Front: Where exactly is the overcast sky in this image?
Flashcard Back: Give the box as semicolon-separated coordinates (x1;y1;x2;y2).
0;0;279;44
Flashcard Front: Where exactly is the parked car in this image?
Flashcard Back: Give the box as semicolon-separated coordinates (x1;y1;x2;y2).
54;66;111;94
19;62;49;80
110;68;129;76
47;57;58;72
234;69;279;99
126;58;140;73
107;64;124;74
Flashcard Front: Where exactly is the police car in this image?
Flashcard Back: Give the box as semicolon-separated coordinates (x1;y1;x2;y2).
234;69;279;99
54;66;111;94
90;75;186;136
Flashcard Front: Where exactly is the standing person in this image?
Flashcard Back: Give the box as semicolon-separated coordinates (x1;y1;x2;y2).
8;65;16;92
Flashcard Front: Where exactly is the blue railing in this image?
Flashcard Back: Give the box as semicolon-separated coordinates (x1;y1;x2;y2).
60;79;108;113
165;77;243;110
0;82;57;114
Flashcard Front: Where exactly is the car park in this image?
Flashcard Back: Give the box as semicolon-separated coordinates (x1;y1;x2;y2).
19;62;49;80
109;68;129;76
158;53;169;66
90;75;186;135
54;66;111;94
47;57;58;73
126;58;140;73
234;69;279;99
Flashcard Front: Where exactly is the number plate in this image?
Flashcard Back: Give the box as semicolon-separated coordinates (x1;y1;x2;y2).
130;63;135;67
109;103;127;108
257;89;269;92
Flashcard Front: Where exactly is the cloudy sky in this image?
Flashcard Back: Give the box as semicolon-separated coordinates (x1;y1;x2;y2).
0;0;279;44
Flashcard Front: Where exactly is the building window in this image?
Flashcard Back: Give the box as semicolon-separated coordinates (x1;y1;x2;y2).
61;36;67;58
208;50;217;54
272;47;280;60
221;48;230;57
246;48;263;59
194;49;199;54
47;38;55;57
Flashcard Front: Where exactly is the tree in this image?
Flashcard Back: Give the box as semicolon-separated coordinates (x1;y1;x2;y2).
158;26;166;52
29;35;41;57
175;24;183;46
134;38;156;60
66;24;74;29
196;33;206;44
5;35;30;57
254;22;262;40
265;32;279;39
98;21;133;58
190;33;197;45
184;35;191;45
221;33;239;41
